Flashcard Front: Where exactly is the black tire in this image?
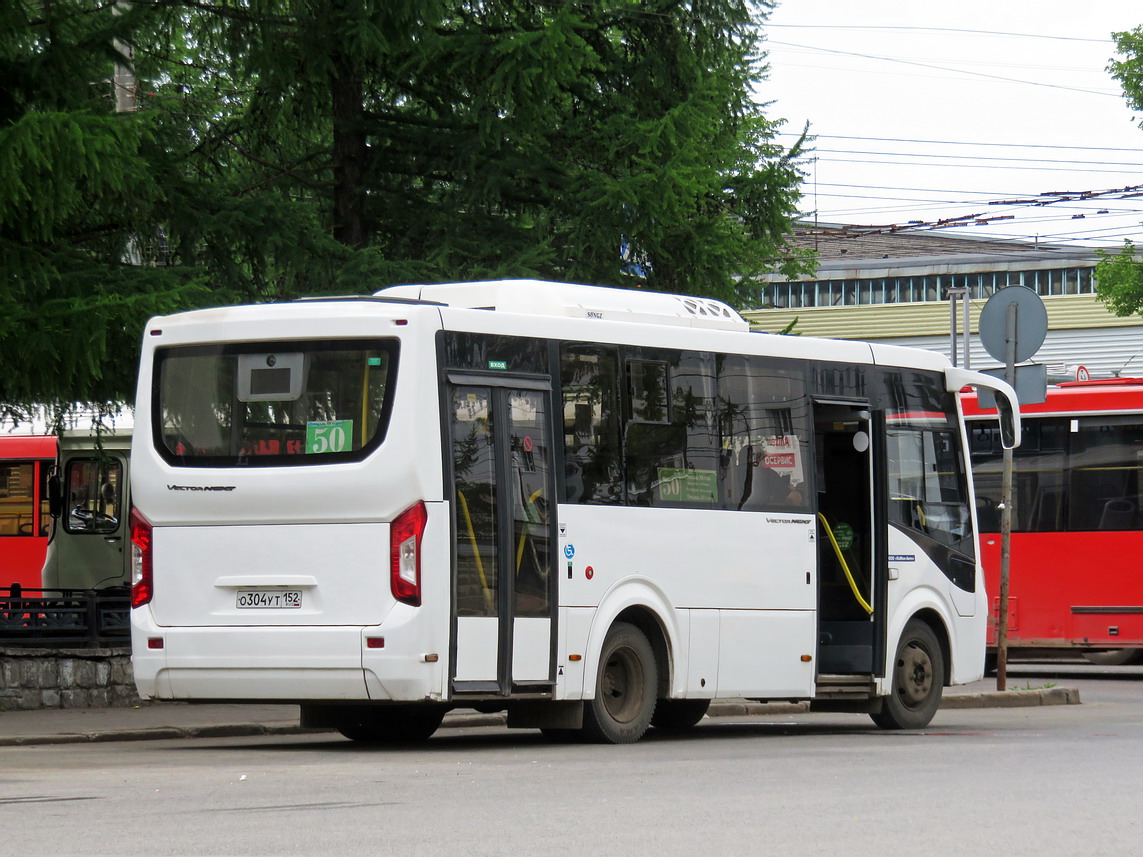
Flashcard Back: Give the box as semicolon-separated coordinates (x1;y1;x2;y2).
651;699;710;731
581;622;658;744
336;705;446;744
871;620;944;730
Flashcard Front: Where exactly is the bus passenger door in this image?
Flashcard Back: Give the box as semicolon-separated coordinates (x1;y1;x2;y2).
449;379;556;696
42;446;132;591
813;402;882;676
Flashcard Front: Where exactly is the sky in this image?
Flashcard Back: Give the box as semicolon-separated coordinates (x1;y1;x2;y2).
760;1;1143;248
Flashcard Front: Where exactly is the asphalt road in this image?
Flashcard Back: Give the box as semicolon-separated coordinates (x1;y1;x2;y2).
2;664;1140;857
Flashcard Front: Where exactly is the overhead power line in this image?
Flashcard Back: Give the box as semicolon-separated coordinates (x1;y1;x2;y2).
765;25;1114;44
768;41;1122;98
777;132;1143;154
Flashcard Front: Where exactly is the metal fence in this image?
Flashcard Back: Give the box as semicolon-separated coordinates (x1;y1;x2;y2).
0;586;130;647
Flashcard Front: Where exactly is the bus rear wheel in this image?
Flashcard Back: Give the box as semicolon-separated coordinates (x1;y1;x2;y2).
335;705;446;744
582;622;658;744
871;620;944;730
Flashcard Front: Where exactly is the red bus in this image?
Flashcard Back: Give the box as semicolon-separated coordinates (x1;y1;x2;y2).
963;379;1143;661
0;435;56;589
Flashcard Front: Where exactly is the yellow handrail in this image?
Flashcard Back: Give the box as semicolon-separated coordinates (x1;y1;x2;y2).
515;488;545;570
817;513;873;615
456;490;495;614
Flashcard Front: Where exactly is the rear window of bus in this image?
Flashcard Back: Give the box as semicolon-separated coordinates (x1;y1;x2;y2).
153;339;398;467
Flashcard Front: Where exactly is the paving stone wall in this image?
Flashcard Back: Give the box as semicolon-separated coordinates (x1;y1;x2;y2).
0;648;139;711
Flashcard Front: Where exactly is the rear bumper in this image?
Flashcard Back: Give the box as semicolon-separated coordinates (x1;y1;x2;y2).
131;610;446;702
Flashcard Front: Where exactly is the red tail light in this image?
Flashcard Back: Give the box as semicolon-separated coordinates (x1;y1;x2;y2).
390;501;427;606
130;507;154;608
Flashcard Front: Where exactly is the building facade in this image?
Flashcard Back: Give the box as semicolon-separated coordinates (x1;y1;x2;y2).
745;227;1143;380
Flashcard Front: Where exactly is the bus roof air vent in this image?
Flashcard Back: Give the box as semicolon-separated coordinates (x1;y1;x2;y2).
374;279;749;332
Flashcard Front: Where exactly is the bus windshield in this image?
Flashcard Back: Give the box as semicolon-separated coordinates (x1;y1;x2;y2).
154;339;399;467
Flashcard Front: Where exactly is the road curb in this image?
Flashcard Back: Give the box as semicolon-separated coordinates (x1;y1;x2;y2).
0;687;1080;747
938;686;1081;708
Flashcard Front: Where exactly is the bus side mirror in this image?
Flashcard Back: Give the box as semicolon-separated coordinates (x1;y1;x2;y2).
995;394;1017;450
947;367;1021;451
47;466;63;519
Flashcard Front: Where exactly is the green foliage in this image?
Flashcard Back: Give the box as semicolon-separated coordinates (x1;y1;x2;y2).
778;317;801;336
1109;26;1143;117
1095;31;1143;320
1095;240;1143;318
1;3;210;418
3;0;809;420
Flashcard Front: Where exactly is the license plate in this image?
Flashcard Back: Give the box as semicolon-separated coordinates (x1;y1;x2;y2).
236;590;302;609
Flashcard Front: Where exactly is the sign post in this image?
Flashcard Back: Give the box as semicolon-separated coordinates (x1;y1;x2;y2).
978;287;1048;691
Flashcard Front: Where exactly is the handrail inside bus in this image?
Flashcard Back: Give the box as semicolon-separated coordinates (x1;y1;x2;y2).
515;488;546;571
456;491;495;614
817;513;873;615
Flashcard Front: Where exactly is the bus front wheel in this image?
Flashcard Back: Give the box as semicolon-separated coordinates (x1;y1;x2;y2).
871;620;944;730
582;622;658;744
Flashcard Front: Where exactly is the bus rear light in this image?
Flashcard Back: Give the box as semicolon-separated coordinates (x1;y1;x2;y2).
390;501;427;606
366;637;385;649
130;507;154;608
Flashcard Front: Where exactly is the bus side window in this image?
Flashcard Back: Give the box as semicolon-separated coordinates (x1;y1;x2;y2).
560;345;623;505
718;355;809;512
0;463;36;536
1068;419;1143;531
625;350;721;509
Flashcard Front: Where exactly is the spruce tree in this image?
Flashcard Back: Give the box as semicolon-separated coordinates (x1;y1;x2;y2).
2;1;809;419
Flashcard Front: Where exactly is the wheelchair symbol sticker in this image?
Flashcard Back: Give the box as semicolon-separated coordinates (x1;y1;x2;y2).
563;544;575;559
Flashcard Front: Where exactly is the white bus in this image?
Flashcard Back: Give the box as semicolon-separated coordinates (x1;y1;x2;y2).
129;280;1018;744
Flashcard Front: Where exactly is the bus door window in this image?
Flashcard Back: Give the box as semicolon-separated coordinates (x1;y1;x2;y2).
814;403;873;623
452;387;498;618
450;379;556;690
509;390;551;618
64;458;122;535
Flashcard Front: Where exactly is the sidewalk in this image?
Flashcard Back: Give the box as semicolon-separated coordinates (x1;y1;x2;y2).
0;681;1081;747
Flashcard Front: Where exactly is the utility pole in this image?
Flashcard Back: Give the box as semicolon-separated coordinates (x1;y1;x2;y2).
948;286;970;368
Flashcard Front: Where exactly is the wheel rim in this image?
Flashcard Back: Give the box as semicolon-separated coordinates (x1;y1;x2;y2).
895;640;933;709
600;645;645;724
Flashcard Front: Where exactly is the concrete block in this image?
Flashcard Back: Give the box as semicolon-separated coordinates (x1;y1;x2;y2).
40;689;62;709
61;689;88;709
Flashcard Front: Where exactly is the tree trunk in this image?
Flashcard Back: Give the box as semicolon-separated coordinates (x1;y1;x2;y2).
331;57;367;249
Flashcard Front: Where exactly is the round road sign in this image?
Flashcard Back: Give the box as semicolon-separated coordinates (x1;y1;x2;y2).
978;286;1048;364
